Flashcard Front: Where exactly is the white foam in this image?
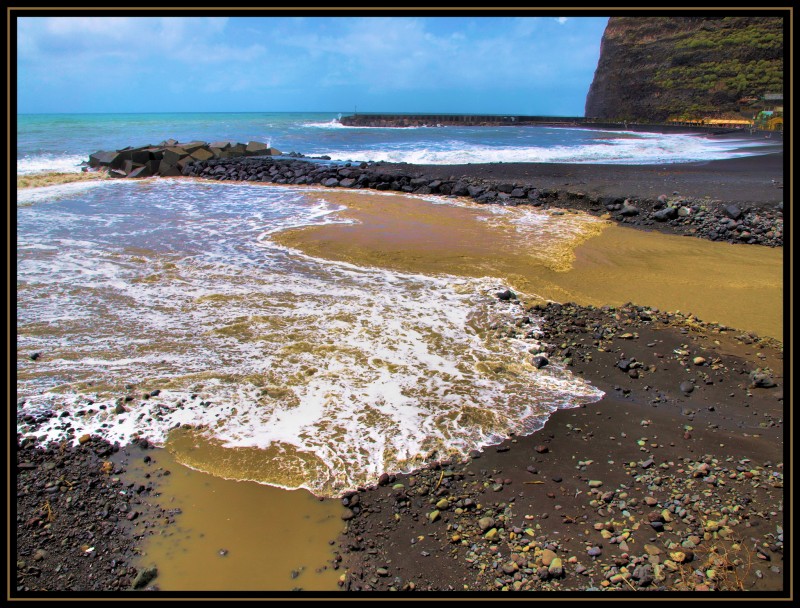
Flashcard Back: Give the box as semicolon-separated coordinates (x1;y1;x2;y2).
16;179;116;205
319;132;775;165
17;153;88;175
17;179;604;495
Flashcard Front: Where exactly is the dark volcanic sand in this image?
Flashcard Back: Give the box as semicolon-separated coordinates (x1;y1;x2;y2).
14;146;786;596
336;302;785;594
376;148;784;207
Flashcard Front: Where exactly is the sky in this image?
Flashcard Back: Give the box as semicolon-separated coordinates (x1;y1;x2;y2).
16;14;610;115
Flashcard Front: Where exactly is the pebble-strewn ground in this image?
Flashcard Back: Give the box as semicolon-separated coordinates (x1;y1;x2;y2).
14;436;173;593
335;300;785;593
15;148;785;595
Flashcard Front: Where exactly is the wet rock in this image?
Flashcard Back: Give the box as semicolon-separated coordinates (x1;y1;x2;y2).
653;207;678;221
723;204;743;220
530;354;550;369
342;508;356;521
131;567;158;590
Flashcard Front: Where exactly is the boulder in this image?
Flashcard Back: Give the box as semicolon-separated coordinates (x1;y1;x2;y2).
653;207;678;221
88;150;118;167
190;148;214;162
723;204;743;220
245;141;269;155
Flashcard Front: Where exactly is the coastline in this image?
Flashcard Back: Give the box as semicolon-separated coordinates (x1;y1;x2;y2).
179;149;784;247
15;153;785;595
336;302;785;592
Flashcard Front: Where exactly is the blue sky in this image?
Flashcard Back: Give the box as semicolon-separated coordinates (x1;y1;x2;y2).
17;15;609;115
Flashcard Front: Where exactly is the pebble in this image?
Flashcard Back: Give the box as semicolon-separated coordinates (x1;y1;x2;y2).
478;517;495;531
540;549;557;566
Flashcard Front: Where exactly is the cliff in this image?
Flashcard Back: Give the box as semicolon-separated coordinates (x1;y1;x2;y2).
585;16;784;121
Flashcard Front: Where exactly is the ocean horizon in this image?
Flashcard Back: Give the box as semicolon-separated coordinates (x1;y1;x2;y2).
16;111;776;176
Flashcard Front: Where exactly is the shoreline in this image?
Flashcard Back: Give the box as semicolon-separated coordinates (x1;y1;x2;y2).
179;151;784;247
336;301;785;593
15;153;786;595
15;303;786;595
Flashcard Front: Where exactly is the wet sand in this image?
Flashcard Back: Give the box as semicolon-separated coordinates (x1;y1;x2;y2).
15;147;786;596
275;190;783;339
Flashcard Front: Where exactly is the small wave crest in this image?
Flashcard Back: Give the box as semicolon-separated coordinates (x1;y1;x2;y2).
18;153;88;175
320;132;775;165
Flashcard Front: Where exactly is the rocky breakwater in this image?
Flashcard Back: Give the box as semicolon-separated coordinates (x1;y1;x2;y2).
85;140;282;178
181;156;783;247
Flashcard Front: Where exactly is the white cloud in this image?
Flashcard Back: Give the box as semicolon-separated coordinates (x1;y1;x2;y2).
556;17;569;24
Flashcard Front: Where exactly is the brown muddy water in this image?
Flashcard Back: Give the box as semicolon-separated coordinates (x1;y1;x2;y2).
23;183;783;592
274;190;783;340
129;439;344;592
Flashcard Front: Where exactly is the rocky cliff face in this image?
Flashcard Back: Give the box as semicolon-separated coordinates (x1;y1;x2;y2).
585;16;783;121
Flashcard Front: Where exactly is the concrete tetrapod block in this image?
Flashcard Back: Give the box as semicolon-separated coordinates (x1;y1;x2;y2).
157;163;182;177
127;165;149;178
228;143;246;157
180;141;208;154
177;157;194;171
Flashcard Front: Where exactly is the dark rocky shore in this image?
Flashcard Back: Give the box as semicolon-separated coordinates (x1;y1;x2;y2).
14;435;172;593
16;147;785;595
14;303;786;596
179;150;783;247
334;299;785;593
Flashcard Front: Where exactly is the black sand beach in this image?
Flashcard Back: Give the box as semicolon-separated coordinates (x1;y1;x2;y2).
14;146;786;595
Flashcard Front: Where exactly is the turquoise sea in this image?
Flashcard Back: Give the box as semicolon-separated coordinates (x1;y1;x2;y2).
17;111;776;175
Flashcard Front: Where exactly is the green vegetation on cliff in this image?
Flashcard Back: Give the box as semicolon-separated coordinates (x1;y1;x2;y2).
585;16;784;122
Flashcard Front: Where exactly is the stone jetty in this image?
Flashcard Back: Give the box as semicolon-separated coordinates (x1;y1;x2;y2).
85;140;281;178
